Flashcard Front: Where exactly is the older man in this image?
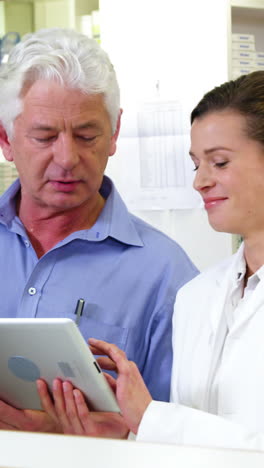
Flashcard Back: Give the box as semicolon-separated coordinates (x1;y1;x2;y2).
0;28;198;433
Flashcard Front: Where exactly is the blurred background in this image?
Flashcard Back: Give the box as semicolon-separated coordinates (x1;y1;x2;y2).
0;0;262;270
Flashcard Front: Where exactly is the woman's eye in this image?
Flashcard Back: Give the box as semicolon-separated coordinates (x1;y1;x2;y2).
215;161;228;168
193;165;199;172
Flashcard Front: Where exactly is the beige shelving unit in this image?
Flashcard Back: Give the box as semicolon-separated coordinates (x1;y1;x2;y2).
0;1;33;37
230;0;264;77
0;0;99;36
229;0;264;251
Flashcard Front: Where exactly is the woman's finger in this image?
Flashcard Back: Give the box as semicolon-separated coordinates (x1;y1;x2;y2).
72;389;96;434
61;381;85;435
36;379;58;422
89;345;108;356
89;339;127;366
96;356;117;371
51;379;72;433
103;372;117;393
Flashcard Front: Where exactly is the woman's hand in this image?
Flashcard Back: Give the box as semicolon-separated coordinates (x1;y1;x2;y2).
89;338;152;434
37;378;129;438
37;339;152;437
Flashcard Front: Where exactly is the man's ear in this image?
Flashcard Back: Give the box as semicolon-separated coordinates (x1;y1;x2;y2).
0;125;13;162
109;109;123;157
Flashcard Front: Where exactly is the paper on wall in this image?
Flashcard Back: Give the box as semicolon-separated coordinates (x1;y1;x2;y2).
106;100;201;210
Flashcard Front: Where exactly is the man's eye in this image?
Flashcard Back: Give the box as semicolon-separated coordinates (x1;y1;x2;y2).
77;135;97;141
35;136;56;143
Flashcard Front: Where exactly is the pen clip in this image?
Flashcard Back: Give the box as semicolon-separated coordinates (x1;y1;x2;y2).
74;298;85;326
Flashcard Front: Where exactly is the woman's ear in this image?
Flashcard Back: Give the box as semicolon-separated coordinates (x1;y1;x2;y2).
0;125;13;162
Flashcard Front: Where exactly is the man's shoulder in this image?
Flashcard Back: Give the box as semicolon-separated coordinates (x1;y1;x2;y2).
130;213;181;249
130;213;174;243
129;212;198;270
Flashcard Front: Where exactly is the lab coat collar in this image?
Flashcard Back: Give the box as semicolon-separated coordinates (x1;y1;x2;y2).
210;243;245;332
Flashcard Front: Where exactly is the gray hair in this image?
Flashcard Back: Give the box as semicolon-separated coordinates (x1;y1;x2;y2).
0;28;120;138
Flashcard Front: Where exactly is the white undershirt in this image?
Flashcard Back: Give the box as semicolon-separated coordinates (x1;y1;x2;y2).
210;258;264;414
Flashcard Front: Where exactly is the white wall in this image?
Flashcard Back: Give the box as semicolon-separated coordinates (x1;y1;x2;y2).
100;0;233;271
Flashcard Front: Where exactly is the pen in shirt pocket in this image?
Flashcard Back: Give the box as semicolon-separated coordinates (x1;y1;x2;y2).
74;298;85;326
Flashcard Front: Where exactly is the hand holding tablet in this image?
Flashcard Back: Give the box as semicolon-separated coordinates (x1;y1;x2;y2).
0;318;120;412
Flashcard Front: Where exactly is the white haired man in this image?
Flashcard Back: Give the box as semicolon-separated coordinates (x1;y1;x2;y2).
0;28;198;433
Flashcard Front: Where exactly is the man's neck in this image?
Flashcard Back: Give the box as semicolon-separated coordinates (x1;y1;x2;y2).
18;194;106;258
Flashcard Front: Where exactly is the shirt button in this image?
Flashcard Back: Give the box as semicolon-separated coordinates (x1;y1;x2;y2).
28;287;37;295
24;240;30;247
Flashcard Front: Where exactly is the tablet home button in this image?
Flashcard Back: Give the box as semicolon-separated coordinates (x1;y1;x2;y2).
8;356;41;382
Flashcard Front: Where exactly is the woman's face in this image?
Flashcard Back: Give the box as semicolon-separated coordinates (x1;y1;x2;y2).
190;110;264;239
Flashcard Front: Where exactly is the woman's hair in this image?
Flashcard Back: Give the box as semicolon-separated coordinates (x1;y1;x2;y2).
0;28;120;137
191;70;264;145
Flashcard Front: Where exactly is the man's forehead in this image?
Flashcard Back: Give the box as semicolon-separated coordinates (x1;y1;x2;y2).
28;119;103;131
17;82;107;127
21;79;105;110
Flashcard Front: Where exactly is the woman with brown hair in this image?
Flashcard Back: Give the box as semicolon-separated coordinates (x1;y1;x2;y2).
39;70;264;451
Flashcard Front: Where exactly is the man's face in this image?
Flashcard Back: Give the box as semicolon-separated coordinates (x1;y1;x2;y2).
2;79;120;215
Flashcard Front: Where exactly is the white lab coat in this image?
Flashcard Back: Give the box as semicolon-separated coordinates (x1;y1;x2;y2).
137;244;264;450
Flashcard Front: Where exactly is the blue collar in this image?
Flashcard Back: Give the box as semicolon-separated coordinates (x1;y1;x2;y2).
0;176;144;247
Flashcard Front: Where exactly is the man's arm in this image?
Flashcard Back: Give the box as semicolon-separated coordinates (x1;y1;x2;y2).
0;399;61;432
139;253;198;401
139;302;173;401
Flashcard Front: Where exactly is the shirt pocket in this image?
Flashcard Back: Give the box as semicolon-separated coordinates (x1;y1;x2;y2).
78;315;129;351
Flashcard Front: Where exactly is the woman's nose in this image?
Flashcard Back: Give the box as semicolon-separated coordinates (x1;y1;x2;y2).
193;164;215;192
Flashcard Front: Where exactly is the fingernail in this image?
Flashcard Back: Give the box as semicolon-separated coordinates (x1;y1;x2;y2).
53;379;59;390
63;381;71;391
88;338;98;344
36;380;41;389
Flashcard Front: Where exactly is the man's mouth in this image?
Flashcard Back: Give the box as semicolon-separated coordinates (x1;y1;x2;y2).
49;180;81;192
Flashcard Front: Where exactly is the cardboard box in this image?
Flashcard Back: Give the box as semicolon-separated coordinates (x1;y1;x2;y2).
255;61;264;69
232;59;256;68
232;68;255;79
232;33;255;43
232;50;256;60
232;42;255;51
256;51;264;59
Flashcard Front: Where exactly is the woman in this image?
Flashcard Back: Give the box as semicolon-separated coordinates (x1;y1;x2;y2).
38;70;264;450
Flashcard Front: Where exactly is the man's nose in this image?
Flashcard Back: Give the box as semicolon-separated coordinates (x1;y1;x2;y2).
53;134;79;170
193;164;215;192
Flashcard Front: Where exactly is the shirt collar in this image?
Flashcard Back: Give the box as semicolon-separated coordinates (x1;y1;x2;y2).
0;178;20;226
84;176;144;246
232;242;264;284
253;264;264;281
233;243;247;283
0;176;144;247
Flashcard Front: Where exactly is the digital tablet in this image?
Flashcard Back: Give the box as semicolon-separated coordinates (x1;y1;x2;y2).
0;318;120;412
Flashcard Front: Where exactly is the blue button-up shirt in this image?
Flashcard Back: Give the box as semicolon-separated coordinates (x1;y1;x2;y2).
0;176;198;401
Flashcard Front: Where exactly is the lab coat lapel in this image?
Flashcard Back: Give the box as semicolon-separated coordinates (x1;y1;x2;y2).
208;258;236;335
201;256;240;412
